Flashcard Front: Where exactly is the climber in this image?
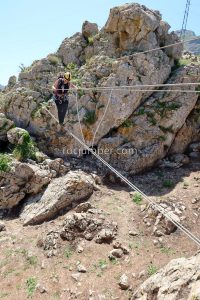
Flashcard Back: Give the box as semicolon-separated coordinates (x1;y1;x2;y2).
52;72;77;127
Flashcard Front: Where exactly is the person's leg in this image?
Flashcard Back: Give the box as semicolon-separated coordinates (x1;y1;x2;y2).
60;97;69;124
55;100;63;124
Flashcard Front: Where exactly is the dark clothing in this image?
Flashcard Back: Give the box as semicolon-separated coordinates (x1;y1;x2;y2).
53;78;70;124
53;94;68;124
55;97;69;124
54;78;69;96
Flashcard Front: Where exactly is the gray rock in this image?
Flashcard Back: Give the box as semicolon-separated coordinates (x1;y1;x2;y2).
131;253;200;300
20;170;94;225
77;264;87;273
71;273;81;282
82;21;98;39
8;75;17;87
109;249;123;258
119;274;130;290
36;284;47;294
0;221;6;231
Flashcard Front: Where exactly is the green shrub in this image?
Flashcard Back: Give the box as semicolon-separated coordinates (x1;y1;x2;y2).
0;154;11;172
13;132;37;161
64;246;74;259
121;119;134;128
162;179;173;188
158;135;166;141
132;193;143;205
147;264;158;276
159;125;174;134
83;109;96;125
48;55;60;65
26;277;37;298
18;63;32;73
66;63;83;88
88;36;94;45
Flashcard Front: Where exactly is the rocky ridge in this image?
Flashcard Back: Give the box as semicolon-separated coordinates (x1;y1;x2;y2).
1;3;199;175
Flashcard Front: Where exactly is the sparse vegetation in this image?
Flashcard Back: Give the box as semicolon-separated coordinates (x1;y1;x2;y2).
26;255;37;266
93;259;108;277
160;247;175;256
162;179;173;188
18;63;31;72
0;292;10;299
83;109;96;125
66;62;83;87
121;119;135;128
147;263;158;276
146;112;157;125
88;36;94;45
0;153;11;172
132;193;143;205
48;55;60;65
158;135;166;141
136;107;145;115
159;124;174;134
26;277;37;298
64;246;74;259
13;132;37;161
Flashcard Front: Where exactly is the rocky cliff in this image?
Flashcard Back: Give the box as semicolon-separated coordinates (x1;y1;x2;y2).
0;3;200;176
175;30;200;54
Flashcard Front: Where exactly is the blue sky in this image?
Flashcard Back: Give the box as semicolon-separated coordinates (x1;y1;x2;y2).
0;0;199;85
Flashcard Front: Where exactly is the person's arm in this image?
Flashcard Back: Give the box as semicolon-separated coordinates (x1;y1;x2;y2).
52;80;58;93
70;82;78;89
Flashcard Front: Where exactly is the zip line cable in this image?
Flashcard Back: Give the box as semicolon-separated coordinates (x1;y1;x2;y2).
127;35;199;58
43;104;200;248
91;89;112;148
41;82;200;92
47;89;200;93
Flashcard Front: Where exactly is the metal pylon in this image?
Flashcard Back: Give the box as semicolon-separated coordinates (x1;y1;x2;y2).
181;0;191;40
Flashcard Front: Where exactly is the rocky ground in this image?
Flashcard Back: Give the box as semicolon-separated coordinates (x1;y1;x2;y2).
0;158;199;300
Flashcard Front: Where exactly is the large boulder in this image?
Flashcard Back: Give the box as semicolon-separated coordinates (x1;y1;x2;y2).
0;157;68;209
20;170;95;225
82;20;98;39
131;253;200;300
0;161;52;209
57;32;87;66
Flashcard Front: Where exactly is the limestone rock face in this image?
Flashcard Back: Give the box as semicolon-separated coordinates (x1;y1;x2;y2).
131;253;200;300
57;32;87;66
1;3;199;174
20;170;95;225
104;3;182;57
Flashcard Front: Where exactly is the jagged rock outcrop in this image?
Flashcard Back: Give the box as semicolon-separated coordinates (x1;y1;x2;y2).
0;157;69;209
1;3;199;174
60;208;118;243
0;113;14;141
175;30;200;55
20;170;95;225
82;21;98;39
131;252;200;300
